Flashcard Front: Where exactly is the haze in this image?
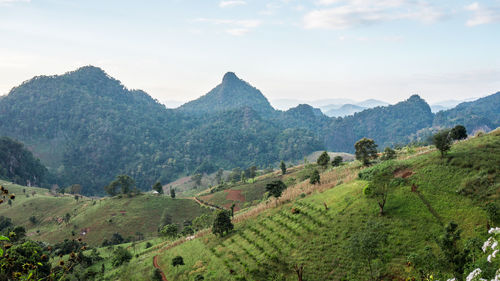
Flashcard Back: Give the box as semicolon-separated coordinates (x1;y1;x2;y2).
1;0;499;104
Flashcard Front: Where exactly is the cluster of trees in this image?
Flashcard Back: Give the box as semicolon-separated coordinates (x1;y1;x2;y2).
0;137;48;187
433;125;468;158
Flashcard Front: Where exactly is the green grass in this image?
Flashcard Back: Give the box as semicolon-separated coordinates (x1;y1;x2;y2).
0;188;211;246
119;131;500;280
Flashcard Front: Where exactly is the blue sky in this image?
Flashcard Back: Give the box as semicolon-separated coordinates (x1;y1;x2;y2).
1;0;499;105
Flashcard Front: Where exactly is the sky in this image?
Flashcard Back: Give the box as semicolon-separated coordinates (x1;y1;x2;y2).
1;0;499;106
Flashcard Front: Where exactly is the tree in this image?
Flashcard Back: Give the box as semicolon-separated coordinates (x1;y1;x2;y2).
332;156;343;167
363;170;394;216
240;171;246;183
348;221;387;280
280;160;286;175
152;181;163;194
230;203;236;218
355;138;378;166
69;184;82;194
433;129;452;158
439;222;469;279
170;187;176;199
105;174;135;195
265;180;287;198
172;256;184;267
380;147;396;161
111;247;132;267
317;151;330;169
215;168;224;184
212;210;233;237
450;125;467;140
248;166;257;179
152;268;163;281
309;169;320;185
161;224;178;239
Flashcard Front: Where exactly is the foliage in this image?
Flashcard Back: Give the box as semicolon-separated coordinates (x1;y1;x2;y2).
450;125;468;140
265;180;287;198
316;151;330;168
192;213;214;231
347;220;388;280
363;169;396;216
0;67;322;195
105;174;136;196
438;222;469;279
152;268;163;281
172;255;184;267
380;147;396;161
0;137;48;187
153;181;163;194
355;138;378;166
280;161;286;175
433;92;500;134
111;247;132;267
161;224;179;239
332;156;343;167
309;169;320;185
433;129;452;158
170;188;176;199
212;210;233;237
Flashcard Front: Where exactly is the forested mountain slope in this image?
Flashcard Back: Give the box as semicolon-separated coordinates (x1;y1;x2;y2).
0;66;498;195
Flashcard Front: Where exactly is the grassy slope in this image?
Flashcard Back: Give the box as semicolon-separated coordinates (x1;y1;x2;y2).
198;164;317;211
0;185;211;246
120;130;500;281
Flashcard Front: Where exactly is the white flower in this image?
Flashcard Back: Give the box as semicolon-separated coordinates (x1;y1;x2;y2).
493;249;499;258
489;227;500;234
466;268;482;281
483;237;495;252
493;241;499;250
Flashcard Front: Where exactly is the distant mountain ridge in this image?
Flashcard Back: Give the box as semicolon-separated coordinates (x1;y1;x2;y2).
0;66;498;195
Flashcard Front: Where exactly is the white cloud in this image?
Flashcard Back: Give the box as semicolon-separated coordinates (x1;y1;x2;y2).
303;0;444;29
219;0;246;8
464;2;500;26
195;18;261;35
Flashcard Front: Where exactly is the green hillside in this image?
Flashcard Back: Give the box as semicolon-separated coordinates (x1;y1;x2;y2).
105;129;500;281
0;182;211;246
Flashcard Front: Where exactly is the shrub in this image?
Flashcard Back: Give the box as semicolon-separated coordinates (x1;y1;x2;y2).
111;247;132;267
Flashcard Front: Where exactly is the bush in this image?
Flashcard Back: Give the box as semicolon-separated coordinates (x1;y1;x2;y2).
111;247;132;267
152;268;163;281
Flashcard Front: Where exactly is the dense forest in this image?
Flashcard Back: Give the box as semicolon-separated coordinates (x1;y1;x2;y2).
0;66;498;195
0;137;48;186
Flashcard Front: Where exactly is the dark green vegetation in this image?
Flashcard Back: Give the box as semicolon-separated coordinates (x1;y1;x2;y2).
119;129;499;281
0;66;498;195
0;137;48;186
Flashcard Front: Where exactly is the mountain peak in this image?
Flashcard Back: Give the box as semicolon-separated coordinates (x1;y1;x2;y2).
222;72;239;83
178;72;274;115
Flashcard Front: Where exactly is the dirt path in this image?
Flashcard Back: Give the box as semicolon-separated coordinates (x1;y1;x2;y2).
153;255;168;281
191;196;223;210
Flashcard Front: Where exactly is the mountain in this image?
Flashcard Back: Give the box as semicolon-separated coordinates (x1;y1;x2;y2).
433;92;500;133
0;137;48;186
324;103;366;117
0;67;321;194
178;72;275;115
0;66;497;195
324;95;434;152
356;98;389;108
